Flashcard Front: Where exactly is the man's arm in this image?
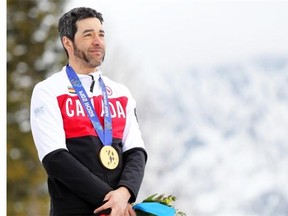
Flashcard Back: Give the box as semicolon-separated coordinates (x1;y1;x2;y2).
119;89;148;202
42;149;113;206
30;82;112;206
118;147;147;202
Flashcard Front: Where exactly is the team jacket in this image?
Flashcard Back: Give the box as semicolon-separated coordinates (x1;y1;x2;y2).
30;66;147;215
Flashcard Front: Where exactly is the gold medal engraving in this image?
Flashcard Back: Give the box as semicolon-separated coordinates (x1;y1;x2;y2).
99;146;119;170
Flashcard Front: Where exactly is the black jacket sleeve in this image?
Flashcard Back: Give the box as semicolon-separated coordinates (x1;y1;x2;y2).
42;149;113;206
117;147;147;202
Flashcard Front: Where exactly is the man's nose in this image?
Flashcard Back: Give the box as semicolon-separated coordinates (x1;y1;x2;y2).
92;35;101;45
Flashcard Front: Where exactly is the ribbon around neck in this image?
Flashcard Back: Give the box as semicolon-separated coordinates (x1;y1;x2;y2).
66;65;112;146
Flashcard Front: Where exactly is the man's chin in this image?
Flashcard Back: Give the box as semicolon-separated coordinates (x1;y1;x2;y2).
88;61;102;68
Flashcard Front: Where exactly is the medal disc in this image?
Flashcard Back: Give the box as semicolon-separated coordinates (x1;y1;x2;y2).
99;146;119;170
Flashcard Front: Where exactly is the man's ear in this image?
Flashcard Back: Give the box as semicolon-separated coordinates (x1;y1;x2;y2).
62;36;73;51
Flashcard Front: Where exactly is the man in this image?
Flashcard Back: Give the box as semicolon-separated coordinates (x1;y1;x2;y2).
30;7;147;216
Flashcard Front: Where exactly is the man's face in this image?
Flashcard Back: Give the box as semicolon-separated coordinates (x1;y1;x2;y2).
72;17;106;68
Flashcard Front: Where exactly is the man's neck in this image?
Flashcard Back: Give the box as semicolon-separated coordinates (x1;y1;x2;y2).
68;61;98;75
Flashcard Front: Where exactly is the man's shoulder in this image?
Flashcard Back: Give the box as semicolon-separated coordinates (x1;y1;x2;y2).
45;68;66;82
37;68;65;84
103;76;132;97
33;68;67;93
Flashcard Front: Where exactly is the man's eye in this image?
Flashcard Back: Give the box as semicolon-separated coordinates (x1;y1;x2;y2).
99;33;105;37
84;33;92;37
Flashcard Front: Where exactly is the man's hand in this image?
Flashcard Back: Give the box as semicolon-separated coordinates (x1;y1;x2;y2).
94;186;135;216
124;203;136;216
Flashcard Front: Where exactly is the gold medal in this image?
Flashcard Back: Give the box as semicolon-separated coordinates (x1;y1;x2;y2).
99;146;119;170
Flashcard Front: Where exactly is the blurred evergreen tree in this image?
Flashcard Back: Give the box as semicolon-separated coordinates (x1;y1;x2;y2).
7;0;66;215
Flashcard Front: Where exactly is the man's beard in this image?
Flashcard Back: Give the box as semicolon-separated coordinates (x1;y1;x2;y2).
73;43;105;68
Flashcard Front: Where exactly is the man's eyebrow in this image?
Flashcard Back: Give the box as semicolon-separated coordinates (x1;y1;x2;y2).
82;29;105;34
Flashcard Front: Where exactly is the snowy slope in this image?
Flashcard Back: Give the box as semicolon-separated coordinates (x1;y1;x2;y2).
136;55;288;216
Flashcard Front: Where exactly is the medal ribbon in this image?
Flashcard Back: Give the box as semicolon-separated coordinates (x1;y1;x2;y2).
66;65;112;146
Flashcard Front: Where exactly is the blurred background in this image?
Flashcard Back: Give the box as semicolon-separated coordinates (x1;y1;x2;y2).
7;0;288;215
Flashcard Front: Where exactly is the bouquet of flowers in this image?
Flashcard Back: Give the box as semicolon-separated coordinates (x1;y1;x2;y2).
132;193;186;216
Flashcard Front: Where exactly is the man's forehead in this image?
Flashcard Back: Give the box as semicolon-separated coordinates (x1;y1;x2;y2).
76;17;103;31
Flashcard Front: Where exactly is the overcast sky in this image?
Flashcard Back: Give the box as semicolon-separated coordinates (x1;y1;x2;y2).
65;0;288;74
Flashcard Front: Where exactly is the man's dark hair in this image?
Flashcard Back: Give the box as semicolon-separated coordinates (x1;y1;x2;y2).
58;7;104;55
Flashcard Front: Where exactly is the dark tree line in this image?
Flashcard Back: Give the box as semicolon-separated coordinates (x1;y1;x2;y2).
7;0;66;215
